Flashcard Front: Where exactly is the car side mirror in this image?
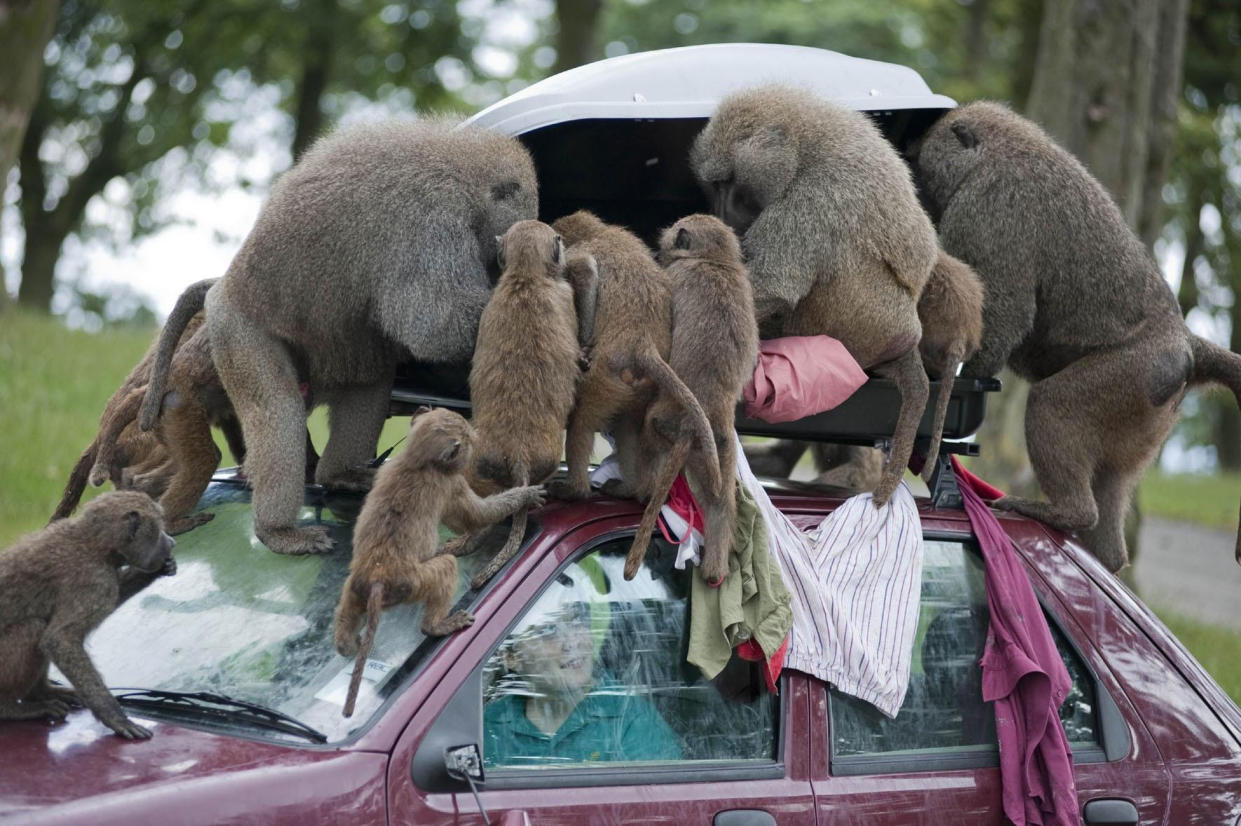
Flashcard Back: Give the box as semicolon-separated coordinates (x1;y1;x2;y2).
445;743;485;784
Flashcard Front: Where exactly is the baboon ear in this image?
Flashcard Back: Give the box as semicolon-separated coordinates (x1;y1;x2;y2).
951;121;978;150
674;227;692;250
439;439;462;466
552;235;563;264
496;238;506;270
490;180;520;200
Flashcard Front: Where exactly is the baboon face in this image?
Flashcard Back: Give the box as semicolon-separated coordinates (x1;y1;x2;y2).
690;93;799;235
498;220;564;278
910;104;992;218
91;491;174;573
657;214;742;265
479;155;539;281
407;409;476;474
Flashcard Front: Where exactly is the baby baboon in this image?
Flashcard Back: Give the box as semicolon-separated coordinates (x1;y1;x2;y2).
549;210;718;503
912;101;1241;569
333;409;544;717
624;215;758;584
198;119;537;556
468;221;590;588
1;491;176;739
916;250;984;478
691;85;935;507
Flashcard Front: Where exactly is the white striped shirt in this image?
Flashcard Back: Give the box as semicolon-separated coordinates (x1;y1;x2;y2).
736;436;924;718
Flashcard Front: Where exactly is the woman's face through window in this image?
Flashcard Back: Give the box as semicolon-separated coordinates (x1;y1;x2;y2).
506;602;596;697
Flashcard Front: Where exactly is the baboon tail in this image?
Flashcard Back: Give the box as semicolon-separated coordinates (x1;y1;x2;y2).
344;582;384;718
472;464;530;589
89;386;146;488
920;355;961;485
139;278;216;432
51;441;100;522
633;346;722;495
1190;334;1241;563
624;436;692;581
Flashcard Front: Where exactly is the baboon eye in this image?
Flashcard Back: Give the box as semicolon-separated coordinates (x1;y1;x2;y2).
951;122;978;150
675;228;692;250
126;511;140;538
490;180;520;200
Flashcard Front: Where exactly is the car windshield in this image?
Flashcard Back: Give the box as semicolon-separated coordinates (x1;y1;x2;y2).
65;478;496;744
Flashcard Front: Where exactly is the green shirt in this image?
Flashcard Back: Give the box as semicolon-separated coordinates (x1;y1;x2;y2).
483;684;683;767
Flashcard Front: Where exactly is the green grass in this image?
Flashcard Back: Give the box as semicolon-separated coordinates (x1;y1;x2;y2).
0;308;409;548
1138;470;1241;532
1149;606;1241;705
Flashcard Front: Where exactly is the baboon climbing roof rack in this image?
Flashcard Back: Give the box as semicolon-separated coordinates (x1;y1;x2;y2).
391;43;996;472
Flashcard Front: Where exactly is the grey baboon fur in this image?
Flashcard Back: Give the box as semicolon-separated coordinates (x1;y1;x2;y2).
913;100;1241;570
195;119;538;555
1;491;176;739
548;210;718;504
468;220;590;589
691;85;936;507
624;215;758;584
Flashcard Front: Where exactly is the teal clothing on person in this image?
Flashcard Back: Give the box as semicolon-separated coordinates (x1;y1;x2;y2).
483;683;683;767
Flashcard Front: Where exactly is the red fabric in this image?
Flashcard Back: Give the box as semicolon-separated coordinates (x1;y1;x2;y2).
737;634;789;695
954;459;1080;826
742;336;868;423
657;474;704;545
952;456;1007;500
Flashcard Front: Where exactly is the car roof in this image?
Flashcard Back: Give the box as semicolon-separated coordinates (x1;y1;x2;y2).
467;42;956;135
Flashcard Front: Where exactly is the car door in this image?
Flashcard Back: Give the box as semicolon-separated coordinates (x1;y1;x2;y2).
388;520;816;826
808;531;1170;825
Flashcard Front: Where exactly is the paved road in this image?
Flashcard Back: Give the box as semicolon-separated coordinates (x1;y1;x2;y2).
1134;517;1241;632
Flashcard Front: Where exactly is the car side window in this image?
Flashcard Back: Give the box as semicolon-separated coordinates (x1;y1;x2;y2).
829;539;1100;764
481;539;779;770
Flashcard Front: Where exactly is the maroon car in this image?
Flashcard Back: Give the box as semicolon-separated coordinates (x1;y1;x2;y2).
4;44;1240;825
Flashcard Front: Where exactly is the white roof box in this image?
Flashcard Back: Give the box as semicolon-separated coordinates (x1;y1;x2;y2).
468;42;955;135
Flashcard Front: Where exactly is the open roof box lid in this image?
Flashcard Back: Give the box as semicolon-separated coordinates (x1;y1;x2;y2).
391;43;999;448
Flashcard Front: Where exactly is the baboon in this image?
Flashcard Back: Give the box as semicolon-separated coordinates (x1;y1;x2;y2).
916;250;985;478
468;221;592;589
624;215;758;584
691;85;935;507
333;409;544;717
911;100;1241;570
192;119;537;556
1;491;176;739
549;210;718;504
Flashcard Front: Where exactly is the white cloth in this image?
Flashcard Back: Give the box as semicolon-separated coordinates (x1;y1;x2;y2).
735;436;924;717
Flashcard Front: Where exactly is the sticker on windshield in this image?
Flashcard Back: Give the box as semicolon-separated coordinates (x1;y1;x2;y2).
317;659;393;707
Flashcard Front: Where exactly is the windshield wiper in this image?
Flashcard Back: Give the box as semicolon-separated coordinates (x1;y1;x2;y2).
113;688;328;744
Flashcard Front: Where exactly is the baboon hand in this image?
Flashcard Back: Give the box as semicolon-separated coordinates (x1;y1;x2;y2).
105;715;153;740
159;557;178;577
518;485;547;509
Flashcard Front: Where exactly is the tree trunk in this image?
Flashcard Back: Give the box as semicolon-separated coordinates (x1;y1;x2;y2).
291;0;336;162
15;221;64;310
552;0;605;75
0;0;60;303
1177;179;1204;316
1138;0;1188;248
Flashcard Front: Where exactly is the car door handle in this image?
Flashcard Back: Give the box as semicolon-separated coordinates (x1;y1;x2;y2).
714;810;776;826
1082;798;1139;825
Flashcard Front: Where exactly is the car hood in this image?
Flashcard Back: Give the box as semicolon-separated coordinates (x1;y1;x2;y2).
0;711;386;825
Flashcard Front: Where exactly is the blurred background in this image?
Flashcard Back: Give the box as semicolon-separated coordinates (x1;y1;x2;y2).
1;0;1239;695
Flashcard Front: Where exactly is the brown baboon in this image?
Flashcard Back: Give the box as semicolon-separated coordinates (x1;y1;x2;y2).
191;120;537;556
916;250;984;479
624;215;758;584
332;409;545;717
691;85;935;507
468;221;591;589
1;491;176;739
549;210;719;503
912;100;1241;570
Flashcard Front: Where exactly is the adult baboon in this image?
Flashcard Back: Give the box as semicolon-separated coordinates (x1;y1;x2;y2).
1;491;176;739
549;211;718;503
624;215;758;584
181;120;537;555
468;221;592;588
333;409;544;717
691;85;935;507
912;101;1241;570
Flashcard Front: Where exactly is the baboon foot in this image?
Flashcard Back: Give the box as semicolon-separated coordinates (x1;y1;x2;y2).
993;495;1098;533
34;683;83;709
318;466;376;492
258;524;334;555
548;478;589;502
600;478;637;499
102;713;153;740
167;512;214;535
438;534;477;557
3;697;72;721
423;610;475;637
